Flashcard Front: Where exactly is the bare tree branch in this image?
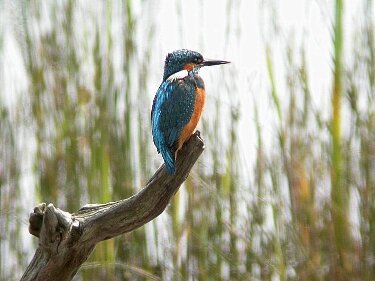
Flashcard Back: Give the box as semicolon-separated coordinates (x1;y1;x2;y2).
21;132;204;281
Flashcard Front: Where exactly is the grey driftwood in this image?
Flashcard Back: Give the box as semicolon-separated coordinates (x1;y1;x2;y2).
21;132;204;281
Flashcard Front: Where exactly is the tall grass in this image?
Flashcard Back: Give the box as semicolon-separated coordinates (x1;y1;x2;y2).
330;0;353;278
0;0;374;280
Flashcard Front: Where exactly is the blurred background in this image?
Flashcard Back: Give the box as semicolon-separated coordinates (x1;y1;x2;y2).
0;0;374;280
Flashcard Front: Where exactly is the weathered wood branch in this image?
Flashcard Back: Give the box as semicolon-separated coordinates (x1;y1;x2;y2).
21;132;204;281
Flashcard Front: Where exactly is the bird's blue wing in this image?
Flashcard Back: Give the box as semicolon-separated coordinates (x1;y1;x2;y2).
151;76;196;173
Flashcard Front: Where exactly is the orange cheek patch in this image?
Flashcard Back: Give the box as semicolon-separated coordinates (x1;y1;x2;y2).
183;63;196;71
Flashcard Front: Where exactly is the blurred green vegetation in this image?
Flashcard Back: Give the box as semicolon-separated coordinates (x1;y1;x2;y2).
1;0;374;280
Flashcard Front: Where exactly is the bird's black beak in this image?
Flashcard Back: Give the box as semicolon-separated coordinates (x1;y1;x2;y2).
200;59;230;67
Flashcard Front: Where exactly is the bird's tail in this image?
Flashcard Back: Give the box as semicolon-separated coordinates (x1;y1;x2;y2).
160;146;176;174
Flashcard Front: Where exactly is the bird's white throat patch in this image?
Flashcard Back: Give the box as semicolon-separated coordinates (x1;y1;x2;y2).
166;70;189;82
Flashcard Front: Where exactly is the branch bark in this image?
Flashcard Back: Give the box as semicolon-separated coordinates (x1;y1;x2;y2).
21;132;204;281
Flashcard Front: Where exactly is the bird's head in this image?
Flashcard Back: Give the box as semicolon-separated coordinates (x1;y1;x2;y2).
163;49;229;81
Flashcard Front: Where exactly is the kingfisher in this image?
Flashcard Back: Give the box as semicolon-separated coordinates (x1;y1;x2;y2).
151;49;229;174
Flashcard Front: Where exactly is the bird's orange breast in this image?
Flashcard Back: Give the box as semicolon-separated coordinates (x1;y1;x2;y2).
177;87;205;152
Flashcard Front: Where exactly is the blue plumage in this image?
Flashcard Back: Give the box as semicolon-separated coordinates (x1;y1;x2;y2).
151;49;229;174
151;74;196;174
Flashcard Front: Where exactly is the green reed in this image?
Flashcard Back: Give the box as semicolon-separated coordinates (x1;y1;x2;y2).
330;1;353;279
1;1;375;280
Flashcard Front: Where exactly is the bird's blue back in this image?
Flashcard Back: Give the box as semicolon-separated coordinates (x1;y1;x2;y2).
151;74;198;174
151;49;229;174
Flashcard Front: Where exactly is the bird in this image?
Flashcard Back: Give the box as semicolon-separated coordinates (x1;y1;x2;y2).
151;49;230;174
